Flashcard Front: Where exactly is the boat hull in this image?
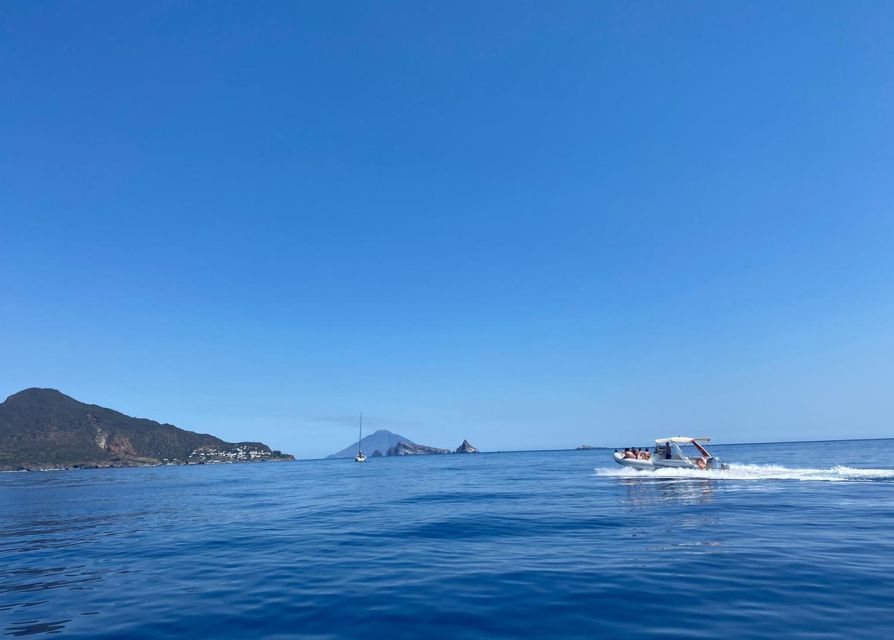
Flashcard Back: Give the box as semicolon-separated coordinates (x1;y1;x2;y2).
612;452;728;471
612;452;655;470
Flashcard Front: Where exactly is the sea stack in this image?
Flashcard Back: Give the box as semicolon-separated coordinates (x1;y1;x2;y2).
455;440;479;454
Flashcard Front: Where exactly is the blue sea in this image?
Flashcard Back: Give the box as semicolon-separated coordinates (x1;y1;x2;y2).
3;440;894;639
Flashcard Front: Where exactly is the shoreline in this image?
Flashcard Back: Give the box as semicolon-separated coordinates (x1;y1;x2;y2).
0;457;295;473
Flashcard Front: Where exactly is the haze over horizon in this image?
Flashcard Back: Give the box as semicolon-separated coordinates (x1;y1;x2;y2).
2;2;893;459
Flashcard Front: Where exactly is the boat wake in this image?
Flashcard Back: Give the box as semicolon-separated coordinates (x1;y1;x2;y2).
595;463;894;482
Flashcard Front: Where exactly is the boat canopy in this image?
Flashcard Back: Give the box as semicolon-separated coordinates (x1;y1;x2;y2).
654;436;711;444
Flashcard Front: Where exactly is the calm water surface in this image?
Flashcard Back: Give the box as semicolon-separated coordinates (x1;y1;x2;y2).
2;440;894;638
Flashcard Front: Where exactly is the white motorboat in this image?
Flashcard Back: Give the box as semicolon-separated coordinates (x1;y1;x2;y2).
613;436;729;471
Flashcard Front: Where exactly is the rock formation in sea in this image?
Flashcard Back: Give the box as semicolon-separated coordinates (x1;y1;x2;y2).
371;449;383;457
386;441;451;456
455;440;479;453
0;388;295;471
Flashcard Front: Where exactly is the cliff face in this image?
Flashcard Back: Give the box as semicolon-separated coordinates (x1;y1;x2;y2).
0;388;294;470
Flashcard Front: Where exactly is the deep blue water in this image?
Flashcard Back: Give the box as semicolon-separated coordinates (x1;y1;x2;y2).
3;440;894;638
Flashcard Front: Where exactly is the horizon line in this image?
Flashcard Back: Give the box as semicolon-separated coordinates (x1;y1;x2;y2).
303;435;894;461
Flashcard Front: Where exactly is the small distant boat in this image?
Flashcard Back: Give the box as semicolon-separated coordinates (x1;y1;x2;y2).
354;414;367;463
613;437;729;471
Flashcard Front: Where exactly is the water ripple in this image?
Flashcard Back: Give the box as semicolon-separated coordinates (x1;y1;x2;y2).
2;442;894;638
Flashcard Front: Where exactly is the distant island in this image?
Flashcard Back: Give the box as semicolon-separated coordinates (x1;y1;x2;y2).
327;429;478;459
0;388;294;471
455;439;479;454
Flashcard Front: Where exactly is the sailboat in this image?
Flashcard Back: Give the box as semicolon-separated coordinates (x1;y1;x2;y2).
354;414;367;462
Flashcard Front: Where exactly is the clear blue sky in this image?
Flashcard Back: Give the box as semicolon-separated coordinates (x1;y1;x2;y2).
2;1;893;458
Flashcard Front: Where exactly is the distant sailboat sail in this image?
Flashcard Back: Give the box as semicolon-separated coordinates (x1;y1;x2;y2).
354;414;367;462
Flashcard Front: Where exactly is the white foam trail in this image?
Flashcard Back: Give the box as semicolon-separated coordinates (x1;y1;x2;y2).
594;463;894;482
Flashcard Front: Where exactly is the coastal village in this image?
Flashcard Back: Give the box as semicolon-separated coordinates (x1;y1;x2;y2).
178;444;286;465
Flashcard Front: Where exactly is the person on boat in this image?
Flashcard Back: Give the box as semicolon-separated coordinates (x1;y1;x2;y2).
695;457;707;470
664;442;672;459
641;449;651;460
623;448;635;459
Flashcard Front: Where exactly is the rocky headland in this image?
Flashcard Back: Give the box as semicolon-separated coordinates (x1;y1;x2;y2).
0;388;294;471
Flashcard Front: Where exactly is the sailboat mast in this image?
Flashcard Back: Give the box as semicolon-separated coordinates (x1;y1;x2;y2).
358;413;362;454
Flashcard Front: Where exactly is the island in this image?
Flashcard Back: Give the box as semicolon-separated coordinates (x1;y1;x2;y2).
455;440;479;453
0;388;294;471
327;429;479;458
386;441;451;456
327;429;416;459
